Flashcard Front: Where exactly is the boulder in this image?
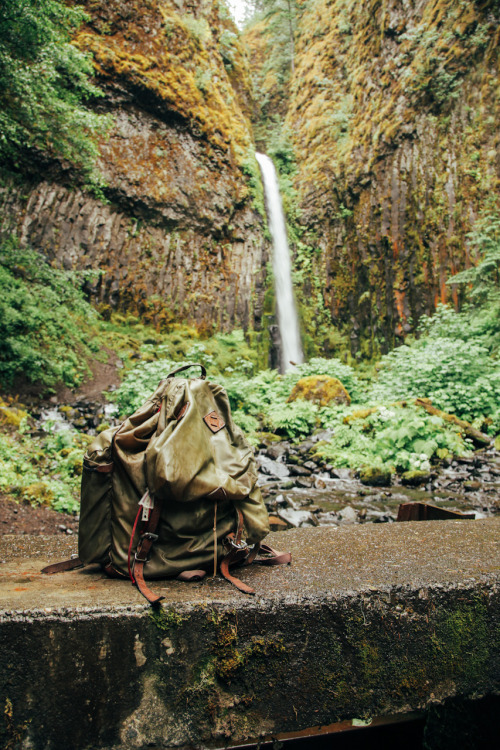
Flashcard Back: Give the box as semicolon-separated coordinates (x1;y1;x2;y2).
287;375;351;407
359;466;392;487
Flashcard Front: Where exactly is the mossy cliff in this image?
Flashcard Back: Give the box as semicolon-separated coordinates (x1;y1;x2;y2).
0;0;269;334
252;0;500;355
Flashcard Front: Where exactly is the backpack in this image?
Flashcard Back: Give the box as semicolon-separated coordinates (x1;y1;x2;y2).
42;363;291;603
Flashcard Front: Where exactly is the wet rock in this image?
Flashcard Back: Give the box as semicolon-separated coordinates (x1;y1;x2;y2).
288;465;312;476
464;481;482;492
274;494;292;508
268;515;288;530
277;508;319;528
303;460;319;472
359;466;392;487
295;477;314;489
297;440;314;455
330;468;353;480
401;470;431;487
338;506;357;524
266;443;289;460
316;511;339;525
256;455;290;479
311;429;334;443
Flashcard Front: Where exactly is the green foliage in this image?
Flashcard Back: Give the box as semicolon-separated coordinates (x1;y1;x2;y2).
447;211;500;308
264;398;318;438
0;0;110;182
369;335;500;424
113;355;176;415
0;237;101;390
240;151;267;218
113;329;258;415
317;404;472;473
0;417;89;513
219;27;239;69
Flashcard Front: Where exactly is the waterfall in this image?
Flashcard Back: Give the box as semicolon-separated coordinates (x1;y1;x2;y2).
256;152;303;372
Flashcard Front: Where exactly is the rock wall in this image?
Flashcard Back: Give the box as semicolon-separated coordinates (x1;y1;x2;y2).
283;0;500;354
0;0;269;334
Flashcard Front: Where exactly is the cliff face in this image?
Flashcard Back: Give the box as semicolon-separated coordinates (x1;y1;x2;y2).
0;0;268;334
284;0;500;354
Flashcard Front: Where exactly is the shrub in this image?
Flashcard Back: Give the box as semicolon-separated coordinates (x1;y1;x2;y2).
0;237;100;390
369;335;500;423
316;404;472;472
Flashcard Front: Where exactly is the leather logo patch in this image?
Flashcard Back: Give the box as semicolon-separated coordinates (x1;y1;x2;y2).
204;411;226;433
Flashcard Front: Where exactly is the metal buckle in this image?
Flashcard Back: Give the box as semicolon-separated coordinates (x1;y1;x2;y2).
135;533;159;563
224;536;248;552
141;532;159;543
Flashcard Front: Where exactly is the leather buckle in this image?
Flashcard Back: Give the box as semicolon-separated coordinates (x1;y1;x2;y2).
135;533;159;563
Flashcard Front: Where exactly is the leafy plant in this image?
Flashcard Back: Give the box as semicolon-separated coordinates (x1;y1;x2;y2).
317;404;472;473
0;415;89;514
368;336;500;424
0;237;101;390
0;0;110;182
447;210;500;306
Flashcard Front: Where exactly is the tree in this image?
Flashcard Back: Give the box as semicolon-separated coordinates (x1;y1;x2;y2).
0;0;109;182
252;0;298;78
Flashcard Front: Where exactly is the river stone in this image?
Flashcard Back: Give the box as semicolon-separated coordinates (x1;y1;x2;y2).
359;466;392;487
295;477;314;488
256;455;290;479
297;440;315;455
266;443;289;460
288;465;311;476
277;508;318;527
401;470;432;487
338;506;357;523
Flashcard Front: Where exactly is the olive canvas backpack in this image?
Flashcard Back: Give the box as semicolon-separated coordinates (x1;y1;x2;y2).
42;363;290;603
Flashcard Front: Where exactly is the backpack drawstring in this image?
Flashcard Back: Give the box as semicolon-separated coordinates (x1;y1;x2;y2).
213;500;218;578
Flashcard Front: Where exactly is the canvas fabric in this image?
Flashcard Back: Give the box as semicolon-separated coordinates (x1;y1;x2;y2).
78;365;270;579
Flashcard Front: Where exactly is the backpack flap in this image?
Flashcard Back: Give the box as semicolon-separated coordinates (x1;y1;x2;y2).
145;378;255;503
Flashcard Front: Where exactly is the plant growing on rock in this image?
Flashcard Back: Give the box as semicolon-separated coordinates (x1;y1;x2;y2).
0;0;110;183
0;237;101;390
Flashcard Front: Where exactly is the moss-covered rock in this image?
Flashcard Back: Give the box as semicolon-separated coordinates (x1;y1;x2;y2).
358;466;392;487
401;470;431;487
287;375;351;407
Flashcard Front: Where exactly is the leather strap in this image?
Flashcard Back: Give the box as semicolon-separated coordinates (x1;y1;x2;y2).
131;496;164;605
41;557;84;575
220;549;256;595
220;509;256;595
254;543;292;567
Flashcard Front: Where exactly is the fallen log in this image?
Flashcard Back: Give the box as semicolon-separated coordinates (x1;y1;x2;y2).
414;398;492;448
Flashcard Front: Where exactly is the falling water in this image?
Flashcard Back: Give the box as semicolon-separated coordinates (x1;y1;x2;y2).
256;152;303;372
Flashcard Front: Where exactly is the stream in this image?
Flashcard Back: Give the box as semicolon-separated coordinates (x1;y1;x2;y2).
33;401;500;528
256;432;500;529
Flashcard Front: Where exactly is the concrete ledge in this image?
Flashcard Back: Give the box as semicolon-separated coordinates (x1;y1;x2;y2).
1;520;500;749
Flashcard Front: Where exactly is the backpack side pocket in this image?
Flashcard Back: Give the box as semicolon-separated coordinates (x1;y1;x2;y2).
78;456;114;566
